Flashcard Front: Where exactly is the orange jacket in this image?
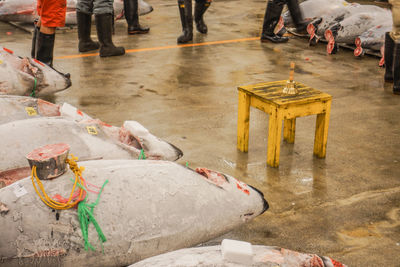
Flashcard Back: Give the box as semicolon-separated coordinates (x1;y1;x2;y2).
37;0;67;27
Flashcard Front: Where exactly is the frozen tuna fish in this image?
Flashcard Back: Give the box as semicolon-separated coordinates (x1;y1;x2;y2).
0;117;183;176
0;160;268;267
0;0;153;24
324;8;391;54
354;24;392;57
307;3;388;45
0;47;71;96
129;244;346;267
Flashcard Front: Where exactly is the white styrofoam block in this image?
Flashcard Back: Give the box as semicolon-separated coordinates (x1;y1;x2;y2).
221;239;253;265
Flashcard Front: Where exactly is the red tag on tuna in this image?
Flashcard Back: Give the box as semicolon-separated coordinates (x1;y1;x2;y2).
3;47;13;54
33;59;45;66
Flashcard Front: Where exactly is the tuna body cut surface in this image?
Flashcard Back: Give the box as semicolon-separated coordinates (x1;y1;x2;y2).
129;245;347;267
0;47;71;96
0;160;268;267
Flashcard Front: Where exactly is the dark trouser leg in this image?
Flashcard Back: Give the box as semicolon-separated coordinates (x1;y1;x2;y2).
384;32;395;82
194;0;211;34
124;0;149;34
77;11;100;52
287;0;307;33
95;13;125;57
177;0;193;43
261;0;288;43
36;32;55;67
31;19;40;58
393;40;400;94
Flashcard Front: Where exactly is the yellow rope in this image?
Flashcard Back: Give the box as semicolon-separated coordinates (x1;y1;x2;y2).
31;154;85;210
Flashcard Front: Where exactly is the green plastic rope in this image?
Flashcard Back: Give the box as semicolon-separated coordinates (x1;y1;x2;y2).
77;179;109;251
30;78;37;97
138;149;146;160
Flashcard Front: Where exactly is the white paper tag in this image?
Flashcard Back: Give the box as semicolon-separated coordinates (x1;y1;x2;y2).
12;182;28;198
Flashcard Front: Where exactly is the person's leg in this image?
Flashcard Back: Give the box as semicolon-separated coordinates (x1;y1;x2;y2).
124;0;149;34
384;32;394;82
31;19;40;58
34;0;66;66
194;0;211;34
177;0;193;43
390;0;400;94
93;0;125;57
76;0;99;52
286;0;307;33
261;0;288;43
393;40;400;94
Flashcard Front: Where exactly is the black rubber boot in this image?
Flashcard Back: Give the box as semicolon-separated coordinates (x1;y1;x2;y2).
287;0;307;34
77;11;100;52
384;32;394;82
261;0;288;43
177;0;193;43
36;32;55;67
194;0;211;34
95;13;125;57
124;0;149;34
393;41;400;94
31;19;39;58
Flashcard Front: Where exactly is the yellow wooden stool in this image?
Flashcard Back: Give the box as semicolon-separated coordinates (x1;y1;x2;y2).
237;80;332;167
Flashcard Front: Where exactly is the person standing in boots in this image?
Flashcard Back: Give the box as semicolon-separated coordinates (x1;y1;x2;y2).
31;0;67;66
76;0;125;57
384;0;400;95
260;0;307;43
177;0;212;44
124;0;150;35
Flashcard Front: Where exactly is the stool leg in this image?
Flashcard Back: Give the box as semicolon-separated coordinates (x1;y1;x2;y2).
267;109;283;167
237;91;251;152
283;118;296;143
313;100;331;158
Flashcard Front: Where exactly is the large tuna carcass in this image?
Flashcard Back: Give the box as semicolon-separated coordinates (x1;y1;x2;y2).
0;0;153;25
0;117;183;185
0;47;71;96
354;24;392;64
0;159;268;267
129;244;347;267
306;3;388;45
324;7;392;54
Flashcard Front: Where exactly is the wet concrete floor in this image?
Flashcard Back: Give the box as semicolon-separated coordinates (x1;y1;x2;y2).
1;0;400;266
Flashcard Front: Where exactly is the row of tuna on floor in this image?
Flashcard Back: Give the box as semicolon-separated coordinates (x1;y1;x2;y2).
0;51;346;266
0;96;347;267
282;0;391;63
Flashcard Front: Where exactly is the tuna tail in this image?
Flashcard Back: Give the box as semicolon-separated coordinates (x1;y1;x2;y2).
379;45;385;67
307;23;318;46
325;28;338;54
247;184;269;214
274;16;286;36
307;18;322;46
354;37;364;57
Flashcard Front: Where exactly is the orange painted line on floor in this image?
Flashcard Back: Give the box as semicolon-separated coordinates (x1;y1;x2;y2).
55;37;260;60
